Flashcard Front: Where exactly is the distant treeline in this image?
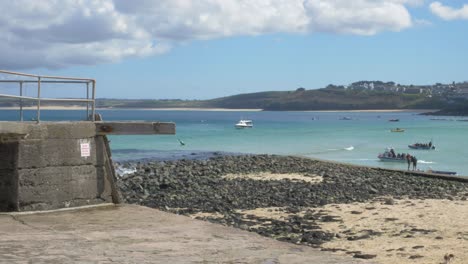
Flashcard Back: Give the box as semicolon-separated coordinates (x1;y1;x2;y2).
1;83;468;115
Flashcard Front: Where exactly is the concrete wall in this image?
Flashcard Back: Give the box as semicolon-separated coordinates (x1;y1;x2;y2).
0;141;18;211
0;122;114;212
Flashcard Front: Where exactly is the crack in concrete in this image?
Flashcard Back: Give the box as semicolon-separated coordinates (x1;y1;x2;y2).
10;215;29;227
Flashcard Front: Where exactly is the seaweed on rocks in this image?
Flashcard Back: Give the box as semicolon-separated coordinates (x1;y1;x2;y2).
116;154;468;247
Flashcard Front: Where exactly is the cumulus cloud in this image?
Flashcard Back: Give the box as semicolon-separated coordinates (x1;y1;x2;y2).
304;0;412;35
0;0;418;69
430;2;468;20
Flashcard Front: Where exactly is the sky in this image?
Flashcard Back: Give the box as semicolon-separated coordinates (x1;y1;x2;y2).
0;0;467;99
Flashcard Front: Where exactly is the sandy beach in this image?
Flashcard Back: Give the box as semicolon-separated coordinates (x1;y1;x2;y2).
0;106;435;112
186;172;467;263
225;198;467;264
117;154;468;264
0;106;263;111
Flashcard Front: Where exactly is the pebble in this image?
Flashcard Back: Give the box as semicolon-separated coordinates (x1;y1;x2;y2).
116;154;468;247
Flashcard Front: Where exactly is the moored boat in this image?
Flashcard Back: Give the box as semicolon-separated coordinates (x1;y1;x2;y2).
389;119;399;122
391;128;405;132
235;119;253;128
378;149;407;162
408;142;435;150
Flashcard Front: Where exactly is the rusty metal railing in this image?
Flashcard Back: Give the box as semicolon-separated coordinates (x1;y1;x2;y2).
0;70;96;122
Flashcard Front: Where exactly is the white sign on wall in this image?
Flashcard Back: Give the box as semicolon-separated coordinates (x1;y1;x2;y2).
80;142;90;157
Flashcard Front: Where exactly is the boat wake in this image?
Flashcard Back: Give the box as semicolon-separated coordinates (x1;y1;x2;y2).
115;166;137;176
340;158;378;161
419;160;435;164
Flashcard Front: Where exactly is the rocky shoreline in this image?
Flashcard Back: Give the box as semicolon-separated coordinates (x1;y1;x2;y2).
116;154;468;263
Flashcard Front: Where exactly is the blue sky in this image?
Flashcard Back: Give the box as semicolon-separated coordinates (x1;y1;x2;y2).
1;0;467;99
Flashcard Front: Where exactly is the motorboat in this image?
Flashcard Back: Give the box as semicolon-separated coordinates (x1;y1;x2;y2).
235;119;253;128
408;142;435;150
378;149;407;162
426;169;457;176
339;117;352;120
391;128;405;132
389;119;399;122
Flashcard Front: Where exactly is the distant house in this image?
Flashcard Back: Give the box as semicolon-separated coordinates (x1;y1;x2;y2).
455;88;468;99
405;88;423;94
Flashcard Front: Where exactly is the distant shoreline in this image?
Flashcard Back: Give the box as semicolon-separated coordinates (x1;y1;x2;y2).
0;106;436;113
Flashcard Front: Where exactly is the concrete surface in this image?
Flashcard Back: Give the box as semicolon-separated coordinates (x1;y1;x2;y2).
0;122;113;211
0;204;374;264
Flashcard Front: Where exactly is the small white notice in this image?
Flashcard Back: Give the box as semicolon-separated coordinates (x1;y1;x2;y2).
80;143;90;157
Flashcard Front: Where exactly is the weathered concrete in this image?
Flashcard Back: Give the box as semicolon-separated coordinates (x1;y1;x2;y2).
17;138;97;168
18;165;109;211
0;122;114;212
0;122;96;140
0;205;373;264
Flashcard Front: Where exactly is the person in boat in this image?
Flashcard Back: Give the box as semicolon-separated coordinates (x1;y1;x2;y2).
411;156;418;171
429;141;432;148
406;154;411;170
390;148;396;158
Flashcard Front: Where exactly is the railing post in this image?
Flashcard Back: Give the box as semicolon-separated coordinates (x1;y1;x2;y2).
86;82;89;120
37;76;41;122
92;80;96;121
19;81;23;121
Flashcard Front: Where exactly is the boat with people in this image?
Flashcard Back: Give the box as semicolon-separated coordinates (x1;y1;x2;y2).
391;128;405;132
408;141;435;150
378;148;407;162
235;119;253;128
388;119;399;122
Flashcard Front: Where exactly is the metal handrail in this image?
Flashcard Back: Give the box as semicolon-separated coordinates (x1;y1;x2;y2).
0;70;96;122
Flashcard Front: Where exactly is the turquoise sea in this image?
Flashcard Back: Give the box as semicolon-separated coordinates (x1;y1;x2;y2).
1;109;467;176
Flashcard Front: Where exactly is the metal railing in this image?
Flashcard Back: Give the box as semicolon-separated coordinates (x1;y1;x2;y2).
0;70;96;122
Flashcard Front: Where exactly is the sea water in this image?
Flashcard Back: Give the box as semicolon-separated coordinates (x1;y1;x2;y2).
1;109;467;176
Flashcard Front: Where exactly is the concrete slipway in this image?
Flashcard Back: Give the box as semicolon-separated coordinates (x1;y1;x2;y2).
0;204;373;264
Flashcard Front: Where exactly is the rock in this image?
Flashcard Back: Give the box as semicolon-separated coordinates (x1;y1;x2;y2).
353;254;377;259
383;197;395;205
115;154;468;252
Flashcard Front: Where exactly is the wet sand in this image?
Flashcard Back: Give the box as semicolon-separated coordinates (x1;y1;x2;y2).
220;198;467;264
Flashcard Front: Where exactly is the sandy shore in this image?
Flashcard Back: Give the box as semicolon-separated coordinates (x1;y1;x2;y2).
182;173;467;264
222;172;323;183
0;106;435;112
0;106;262;111
118;154;468;264
226;198;467;264
302;109;437;113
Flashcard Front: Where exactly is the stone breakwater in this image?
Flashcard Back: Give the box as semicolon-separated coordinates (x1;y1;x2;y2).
116;155;468;262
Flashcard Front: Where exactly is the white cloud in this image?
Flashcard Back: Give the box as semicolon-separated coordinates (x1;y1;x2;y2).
0;0;418;69
414;18;433;26
430;2;468;20
304;0;412;35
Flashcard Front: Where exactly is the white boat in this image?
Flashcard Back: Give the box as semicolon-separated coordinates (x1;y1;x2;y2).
377;149;407;162
235;119;253;128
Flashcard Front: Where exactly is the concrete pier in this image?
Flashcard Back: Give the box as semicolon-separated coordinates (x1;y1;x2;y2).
0;204;371;263
0;122;115;212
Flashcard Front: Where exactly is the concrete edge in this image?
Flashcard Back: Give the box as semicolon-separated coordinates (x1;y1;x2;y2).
0;203;116;216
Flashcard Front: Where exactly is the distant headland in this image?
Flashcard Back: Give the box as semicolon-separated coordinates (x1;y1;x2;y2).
2;80;468;115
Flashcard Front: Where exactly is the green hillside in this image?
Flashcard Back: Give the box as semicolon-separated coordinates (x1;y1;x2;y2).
206;87;446;110
2;83;466;114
